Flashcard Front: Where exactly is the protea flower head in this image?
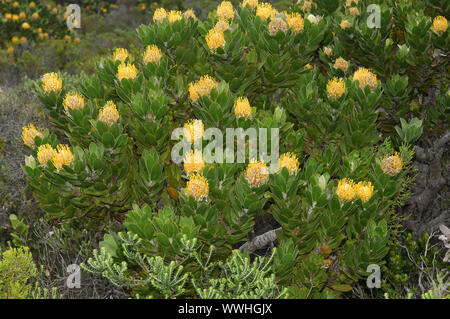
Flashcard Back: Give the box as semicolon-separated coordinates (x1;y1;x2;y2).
336;178;356;202
246;159;269;187
278;152;300;175
186;173;209;201
41;72;62;93
22;124;43;148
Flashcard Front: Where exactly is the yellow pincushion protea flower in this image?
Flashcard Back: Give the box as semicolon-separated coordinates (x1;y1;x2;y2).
269;16;288;35
41;72;62;93
349;7;360;16
63;92;85;112
333;57;349;72
117;62;137;80
278;152;300;175
242;0;258;9
381;152;403;176
52;144;73;171
355;181;374;203
340;19;351;30
433;16;448;33
336;178;356;202
183;119;204;143
256;3;276;21
21;22;31;29
37;144;57;165
29;1;36;8
183;9;196;20
143;45;162;64
98;101;120;125
234;97;252;119
206;28;225;51
113;48;129;62
188;75;218;101
183;150;205;175
217;1;234;20
353;67;378;89
214;19;230;32
286;12;304;33
22;124;43;148
246;159;269;187
186;173;209;201
153;8;167;22
327;77;346;98
324;47;333;56
168;10;182;23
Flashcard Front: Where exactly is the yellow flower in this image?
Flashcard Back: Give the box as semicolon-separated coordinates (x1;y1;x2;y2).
168;10;182;23
37;144;57;165
214;19;230;32
117;62;137;80
183;150;205;175
217;1;234;21
340;19;351;30
336;178;356;202
12;14;19;21
242;0;258;9
153;8;167;23
98;101;120;125
22;124;43;148
42;72;62;93
5;13;12;20
32;12;39;20
246;159;269;187
7;46;14;54
234;97;252;119
20;36;27;44
301;1;312;12
269;16;288;35
113;48;129;62
11;36;20;44
19;12;26;19
183;9;196;20
324;47;333;56
183;119;204;143
256;3;276;21
381;152;403;176
326;77;346;98
433;16;448;33
349;7;360;16
206;28;225;51
64;35;71;41
29;1;36;8
13;1;18;7
188;75;218;101
278;152;300;175
74;37;80;43
333;57;349;72
143;45;162;64
52;144;73;171
186;173;209;201
63;92;85;111
353;67;378;89
305;63;312;69
286;12;304;33
355;181;374;203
